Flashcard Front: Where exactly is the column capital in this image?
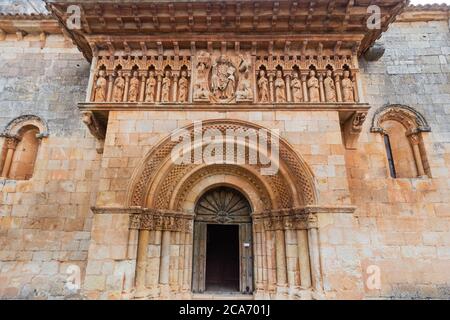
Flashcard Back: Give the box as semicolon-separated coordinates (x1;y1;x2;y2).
407;132;421;145
5;136;20;150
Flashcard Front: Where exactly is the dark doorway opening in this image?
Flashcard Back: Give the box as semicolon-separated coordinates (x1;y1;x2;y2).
205;224;239;292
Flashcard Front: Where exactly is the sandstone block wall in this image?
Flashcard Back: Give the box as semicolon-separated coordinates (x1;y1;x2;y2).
355;19;450;299
0;34;99;299
0;18;449;299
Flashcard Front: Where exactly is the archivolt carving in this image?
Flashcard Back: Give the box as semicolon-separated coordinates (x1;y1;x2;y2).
371;104;431;134
1;115;49;138
171;164;276;212
127;120;317;209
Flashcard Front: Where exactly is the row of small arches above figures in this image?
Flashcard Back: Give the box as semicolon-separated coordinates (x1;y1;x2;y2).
256;66;359;104
92;65;191;103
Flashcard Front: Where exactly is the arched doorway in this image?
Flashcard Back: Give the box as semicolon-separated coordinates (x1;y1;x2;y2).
191;186;253;294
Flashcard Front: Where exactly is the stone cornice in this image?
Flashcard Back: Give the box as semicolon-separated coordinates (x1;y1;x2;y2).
397;4;450;22
46;0;409;61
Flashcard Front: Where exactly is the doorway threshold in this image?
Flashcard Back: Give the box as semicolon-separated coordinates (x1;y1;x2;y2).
192;292;254;300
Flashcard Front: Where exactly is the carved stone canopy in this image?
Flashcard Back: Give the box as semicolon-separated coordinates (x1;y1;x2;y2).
47;0;409;61
370;104;431;135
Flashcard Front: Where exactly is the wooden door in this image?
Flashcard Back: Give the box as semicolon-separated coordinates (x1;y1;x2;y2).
192;222;207;293
192;187;253;293
239;223;253;293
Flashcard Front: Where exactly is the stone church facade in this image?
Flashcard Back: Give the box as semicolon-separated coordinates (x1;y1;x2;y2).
0;0;449;300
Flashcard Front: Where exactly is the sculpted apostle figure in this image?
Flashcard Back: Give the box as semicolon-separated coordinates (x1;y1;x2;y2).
178;70;189;103
342;70;354;102
307;69;320;102
112;70;125;102
161;70;172;102
194;61;210;100
128;71;140;102
210;63;219;98
274;70;286;103
224;65;236;99
291;71;303;102
94;70;107;102
145;70;156;102
324;69;337;102
236;71;253;100
257;69;270;103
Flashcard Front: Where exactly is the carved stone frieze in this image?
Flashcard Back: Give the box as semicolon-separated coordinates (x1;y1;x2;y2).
129;210;194;232
90;52;360;105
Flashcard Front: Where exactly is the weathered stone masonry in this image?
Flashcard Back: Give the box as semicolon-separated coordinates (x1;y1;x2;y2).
0;1;449;300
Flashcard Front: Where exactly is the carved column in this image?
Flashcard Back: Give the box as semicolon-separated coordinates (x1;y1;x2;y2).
148;230;162;293
268;72;275;103
159;230;171;291
254;223;264;291
301;73;309;102
156;73;163;103
177;231;185;290
275;229;288;290
334;73;342;102
107;73;114;102
297;229;312;288
86;56;98;102
319;73;325;102
183;231;193;291
139;72;147;102
307;215;322;293
261;227;268;291
1;137;19;178
135;229;150;294
408;133;426;177
171;231;180;291
284;73;292;102
285;229;298;291
172;72;179;102
352;74;359;102
265;230;276;291
123;72;130;102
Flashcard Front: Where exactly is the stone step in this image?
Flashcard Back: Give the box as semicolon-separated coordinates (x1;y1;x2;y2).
192;293;255;300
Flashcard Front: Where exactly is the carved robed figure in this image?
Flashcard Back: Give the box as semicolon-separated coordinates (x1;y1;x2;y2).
307;70;320;103
94;70;107;102
257;70;270;103
112;70;125;102
274;70;286;103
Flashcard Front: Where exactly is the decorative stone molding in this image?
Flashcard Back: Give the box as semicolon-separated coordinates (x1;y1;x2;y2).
252;205;356;231
81;111;106;154
48;1;408;61
4;136;20;150
371;104;431;135
130;211;194;232
342;111;368;150
127;119;318;208
81;111;106;140
91;206;194;232
1;114;49;139
90;51;360;105
91;206;143;215
363;43;386;62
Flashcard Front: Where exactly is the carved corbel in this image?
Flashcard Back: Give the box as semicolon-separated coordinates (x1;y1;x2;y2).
342;111;367;150
81;111;106;153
